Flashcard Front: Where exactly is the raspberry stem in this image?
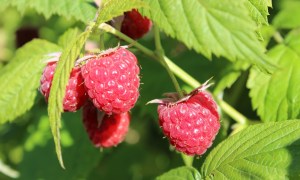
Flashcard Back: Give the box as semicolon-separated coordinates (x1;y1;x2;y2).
153;26;192;165
217;99;247;125
98;23;250;126
153;26;184;98
273;31;284;44
99;31;105;50
99;23;157;59
181;153;194;167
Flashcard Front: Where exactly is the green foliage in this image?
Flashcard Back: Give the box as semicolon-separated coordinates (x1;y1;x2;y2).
141;0;274;72
0;0;97;23
18;109;102;179
248;30;300;122
0;8;22;63
58;28;81;48
245;0;272;26
273;0;300;29
156;166;201;180
1;0;300;179
48;30;91;168
0;40;60;124
94;0;145;28
201;120;300;179
213;61;249;95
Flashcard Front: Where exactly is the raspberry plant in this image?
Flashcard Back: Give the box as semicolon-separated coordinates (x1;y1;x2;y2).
0;0;300;179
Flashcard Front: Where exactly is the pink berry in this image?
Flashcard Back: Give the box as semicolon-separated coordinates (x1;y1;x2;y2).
81;47;140;114
82;101;130;148
121;9;152;39
149;83;220;155
40;62;87;112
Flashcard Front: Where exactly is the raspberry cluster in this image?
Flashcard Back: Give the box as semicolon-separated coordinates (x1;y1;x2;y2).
40;47;140;148
40;13;221;156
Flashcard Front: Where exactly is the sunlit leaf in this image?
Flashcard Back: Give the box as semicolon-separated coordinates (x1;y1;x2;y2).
248;30;300;122
141;0;275;72
0;40;60;124
201;120;300;179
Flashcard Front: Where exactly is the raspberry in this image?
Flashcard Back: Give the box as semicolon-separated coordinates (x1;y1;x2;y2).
40;62;87;112
81;47;140;114
82;101;130;148
149;83;220;155
121;9;152;39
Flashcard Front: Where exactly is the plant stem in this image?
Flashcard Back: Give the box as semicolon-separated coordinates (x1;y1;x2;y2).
164;57;201;88
273;31;284;44
153;25;190;165
217;99;247;125
181;154;194;167
153;26;184;98
98;23;250;124
99;31;105;50
99;23;157;60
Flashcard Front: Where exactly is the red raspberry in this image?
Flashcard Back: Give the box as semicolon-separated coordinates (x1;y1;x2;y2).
121;9;152;39
81;47;140;114
82;101;130;148
40;62;87;112
149;83;220;155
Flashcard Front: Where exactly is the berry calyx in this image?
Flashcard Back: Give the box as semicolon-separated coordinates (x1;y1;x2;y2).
148;82;220;155
121;9;152;39
81;47;140;115
40;61;87;112
82;101;130;148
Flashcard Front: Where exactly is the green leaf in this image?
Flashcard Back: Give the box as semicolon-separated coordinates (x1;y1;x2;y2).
19;109;102;179
246;0;272;25
259;25;276;47
94;0;145;28
201;120;300;179
48;31;91;169
267;0;272;7
245;0;271;26
0;39;60;124
156;166;201;180
0;0;97;23
141;0;275;72
247;30;300;122
272;0;300;29
58;28;81;49
213;61;249;95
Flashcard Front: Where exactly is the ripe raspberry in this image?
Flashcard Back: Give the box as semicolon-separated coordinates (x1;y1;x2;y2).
149;83;220;155
40;62;87;112
81;47;140;114
82;101;130;148
121;9;152;39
